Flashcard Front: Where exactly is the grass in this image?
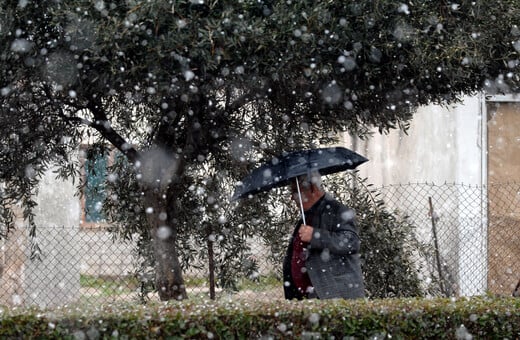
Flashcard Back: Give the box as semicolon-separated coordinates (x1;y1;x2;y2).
238;274;281;291
80;274;139;296
78;273;283;305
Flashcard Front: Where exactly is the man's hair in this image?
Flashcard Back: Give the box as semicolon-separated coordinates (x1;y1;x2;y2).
296;170;322;190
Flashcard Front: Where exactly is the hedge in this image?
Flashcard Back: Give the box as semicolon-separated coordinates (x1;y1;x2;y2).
0;296;518;339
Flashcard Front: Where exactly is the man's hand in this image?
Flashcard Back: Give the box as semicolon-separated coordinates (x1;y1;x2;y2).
299;224;314;242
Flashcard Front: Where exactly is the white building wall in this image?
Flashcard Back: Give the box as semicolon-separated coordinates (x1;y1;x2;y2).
343;95;487;296
21;165;136;308
29;165;82;308
347;96;482;186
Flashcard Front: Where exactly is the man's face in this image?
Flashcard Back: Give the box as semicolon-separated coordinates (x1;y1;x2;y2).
290;179;310;204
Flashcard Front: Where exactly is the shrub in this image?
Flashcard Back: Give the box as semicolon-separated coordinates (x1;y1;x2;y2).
329;173;427;298
0;297;518;338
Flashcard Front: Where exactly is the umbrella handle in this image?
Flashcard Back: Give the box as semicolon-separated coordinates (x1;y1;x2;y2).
295;177;306;225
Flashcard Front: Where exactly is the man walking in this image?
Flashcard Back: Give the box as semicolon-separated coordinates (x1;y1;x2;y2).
282;172;365;300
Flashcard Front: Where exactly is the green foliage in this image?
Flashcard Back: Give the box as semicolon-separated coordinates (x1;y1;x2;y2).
103;151;289;294
327;173;427;298
0;297;519;338
101;150;428;299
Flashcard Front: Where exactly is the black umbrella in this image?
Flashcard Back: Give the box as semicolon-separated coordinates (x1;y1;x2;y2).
231;146;368;223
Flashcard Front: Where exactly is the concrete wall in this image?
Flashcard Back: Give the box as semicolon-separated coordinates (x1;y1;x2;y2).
80;229;135;278
346;95;483;186
0;225;27;306
486;100;520;295
342;95;487;296
0;166;136;308
0;167;82;308
27;166;82;308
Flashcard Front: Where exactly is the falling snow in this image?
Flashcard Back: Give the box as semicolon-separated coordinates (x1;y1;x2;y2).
0;2;519;338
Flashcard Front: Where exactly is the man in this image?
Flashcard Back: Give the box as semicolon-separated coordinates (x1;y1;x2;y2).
282;172;365;300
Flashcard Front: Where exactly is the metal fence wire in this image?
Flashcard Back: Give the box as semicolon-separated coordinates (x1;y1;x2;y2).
378;182;519;298
0;183;519;308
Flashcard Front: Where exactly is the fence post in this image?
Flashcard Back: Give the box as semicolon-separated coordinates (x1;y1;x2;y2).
428;197;446;296
206;225;216;300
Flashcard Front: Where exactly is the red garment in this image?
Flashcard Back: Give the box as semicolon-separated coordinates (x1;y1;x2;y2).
291;230;313;296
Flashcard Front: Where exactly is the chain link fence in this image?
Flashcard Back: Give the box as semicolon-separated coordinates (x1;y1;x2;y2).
1;183;519;308
378;182;519;298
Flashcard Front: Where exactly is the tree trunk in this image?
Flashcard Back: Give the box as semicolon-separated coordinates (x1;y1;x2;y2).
153;226;188;301
144;188;188;301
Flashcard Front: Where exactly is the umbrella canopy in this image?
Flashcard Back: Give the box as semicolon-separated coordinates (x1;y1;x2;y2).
231;146;368;201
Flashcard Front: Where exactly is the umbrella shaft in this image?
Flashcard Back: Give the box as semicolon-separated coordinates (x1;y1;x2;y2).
296;177;307;225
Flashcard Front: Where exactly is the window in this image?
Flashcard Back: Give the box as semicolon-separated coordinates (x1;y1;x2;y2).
80;145;110;227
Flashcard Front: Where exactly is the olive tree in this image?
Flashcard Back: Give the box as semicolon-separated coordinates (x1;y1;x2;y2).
1;0;520;300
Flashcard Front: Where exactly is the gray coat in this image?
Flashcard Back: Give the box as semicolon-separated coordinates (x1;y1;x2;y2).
283;194;365;300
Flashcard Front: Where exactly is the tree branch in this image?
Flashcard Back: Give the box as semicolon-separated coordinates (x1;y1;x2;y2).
226;89;256;114
86;100;140;164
